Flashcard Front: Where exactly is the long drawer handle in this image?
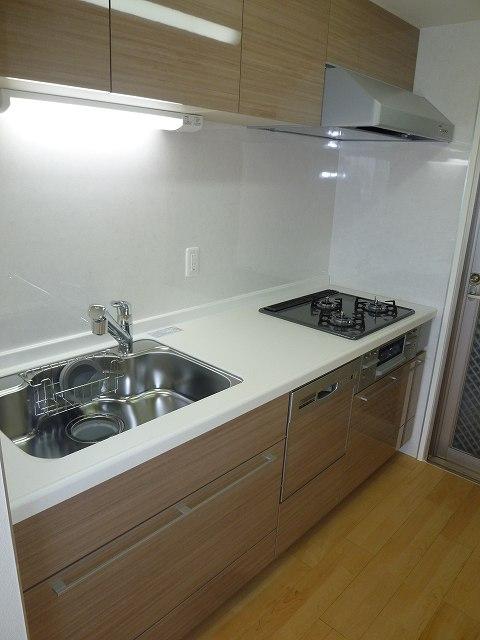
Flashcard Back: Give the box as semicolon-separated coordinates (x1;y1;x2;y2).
358;375;400;403
50;451;277;596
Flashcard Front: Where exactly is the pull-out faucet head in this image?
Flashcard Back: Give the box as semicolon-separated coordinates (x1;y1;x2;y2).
88;301;133;355
88;305;108;336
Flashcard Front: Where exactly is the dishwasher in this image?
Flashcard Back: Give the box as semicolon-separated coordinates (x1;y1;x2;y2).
282;359;360;500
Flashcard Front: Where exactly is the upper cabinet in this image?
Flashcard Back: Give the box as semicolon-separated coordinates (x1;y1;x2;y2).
0;0;110;90
239;0;331;125
110;0;243;112
327;0;419;90
0;0;420;121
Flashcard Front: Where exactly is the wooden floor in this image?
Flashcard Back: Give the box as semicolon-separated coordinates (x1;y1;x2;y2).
190;454;480;640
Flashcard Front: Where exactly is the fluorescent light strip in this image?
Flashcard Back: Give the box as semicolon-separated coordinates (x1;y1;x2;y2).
3;93;185;131
110;0;241;45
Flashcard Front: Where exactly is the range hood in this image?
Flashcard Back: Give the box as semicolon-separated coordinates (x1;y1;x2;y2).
254;67;454;142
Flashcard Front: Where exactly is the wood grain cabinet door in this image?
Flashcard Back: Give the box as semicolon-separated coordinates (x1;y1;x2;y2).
14;394;287;592
239;0;330;124
23;443;283;640
327;0;419;90
110;0;243;111
0;0;110;90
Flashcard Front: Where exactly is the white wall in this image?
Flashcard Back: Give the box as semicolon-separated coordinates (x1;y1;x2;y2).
0;447;28;640
414;20;480;146
0;109;338;353
330;20;480;456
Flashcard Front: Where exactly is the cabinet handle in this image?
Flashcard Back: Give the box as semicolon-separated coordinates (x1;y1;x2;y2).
297;380;347;412
316;382;339;402
50;451;277;596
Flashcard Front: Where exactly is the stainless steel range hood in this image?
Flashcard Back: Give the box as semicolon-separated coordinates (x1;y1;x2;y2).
254;67;454;142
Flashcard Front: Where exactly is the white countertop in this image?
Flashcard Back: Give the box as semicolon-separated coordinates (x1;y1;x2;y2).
1;279;436;524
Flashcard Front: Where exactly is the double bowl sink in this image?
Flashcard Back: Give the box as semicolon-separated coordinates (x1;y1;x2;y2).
0;340;242;459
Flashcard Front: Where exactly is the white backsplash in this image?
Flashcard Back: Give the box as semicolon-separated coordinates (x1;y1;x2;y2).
0;115;338;353
329;141;469;306
329;19;480;456
329;140;470;457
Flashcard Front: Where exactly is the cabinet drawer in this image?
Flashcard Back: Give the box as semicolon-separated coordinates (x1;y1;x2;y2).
24;443;283;640
138;533;276;640
15;394;288;590
283;361;357;499
277;456;344;554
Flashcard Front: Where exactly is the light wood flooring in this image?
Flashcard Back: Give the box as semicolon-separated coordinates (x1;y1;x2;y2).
190;454;480;640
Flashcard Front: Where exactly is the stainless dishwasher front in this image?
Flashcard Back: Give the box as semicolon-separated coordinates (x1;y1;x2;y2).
282;359;360;500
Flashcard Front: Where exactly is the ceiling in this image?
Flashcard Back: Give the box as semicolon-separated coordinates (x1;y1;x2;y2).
371;0;480;28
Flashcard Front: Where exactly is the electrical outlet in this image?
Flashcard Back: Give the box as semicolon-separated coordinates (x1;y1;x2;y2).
185;247;200;277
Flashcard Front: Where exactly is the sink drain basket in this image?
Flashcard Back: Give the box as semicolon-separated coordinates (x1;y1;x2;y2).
65;414;125;444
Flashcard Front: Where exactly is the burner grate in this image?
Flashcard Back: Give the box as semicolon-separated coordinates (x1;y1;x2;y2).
355;297;398;318
318;309;365;334
311;295;342;314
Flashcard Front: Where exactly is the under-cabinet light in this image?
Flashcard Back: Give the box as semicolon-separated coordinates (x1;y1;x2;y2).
0;91;189;131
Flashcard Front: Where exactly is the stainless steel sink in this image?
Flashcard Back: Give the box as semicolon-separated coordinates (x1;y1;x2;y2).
0;340;242;459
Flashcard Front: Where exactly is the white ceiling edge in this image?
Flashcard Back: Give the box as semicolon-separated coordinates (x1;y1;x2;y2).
371;0;480;28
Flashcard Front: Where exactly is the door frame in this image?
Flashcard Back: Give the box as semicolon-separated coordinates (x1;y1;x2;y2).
431;190;480;467
418;96;480;460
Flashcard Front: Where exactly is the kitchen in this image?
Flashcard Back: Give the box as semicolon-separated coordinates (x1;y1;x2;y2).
1;1;480;639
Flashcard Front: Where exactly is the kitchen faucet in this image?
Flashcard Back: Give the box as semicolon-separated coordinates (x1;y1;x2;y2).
88;301;133;356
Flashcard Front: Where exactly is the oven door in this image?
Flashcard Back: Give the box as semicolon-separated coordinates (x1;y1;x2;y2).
351;359;413;460
282;360;359;500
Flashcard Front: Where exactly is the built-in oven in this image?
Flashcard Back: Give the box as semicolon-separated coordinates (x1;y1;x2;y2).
350;328;426;474
358;328;419;392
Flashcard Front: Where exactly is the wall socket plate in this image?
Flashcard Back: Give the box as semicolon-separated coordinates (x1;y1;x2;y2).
185;247;200;277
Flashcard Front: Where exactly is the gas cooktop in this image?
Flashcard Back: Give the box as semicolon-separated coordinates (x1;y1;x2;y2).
259;289;415;340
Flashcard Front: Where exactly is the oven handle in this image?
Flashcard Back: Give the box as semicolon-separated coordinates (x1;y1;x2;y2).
357;375;400;402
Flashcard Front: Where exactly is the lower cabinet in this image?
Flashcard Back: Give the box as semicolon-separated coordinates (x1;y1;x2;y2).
277;353;426;552
15;394;288;591
17;351;428;639
137;533;276;640
23;443;283;640
277;455;345;554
